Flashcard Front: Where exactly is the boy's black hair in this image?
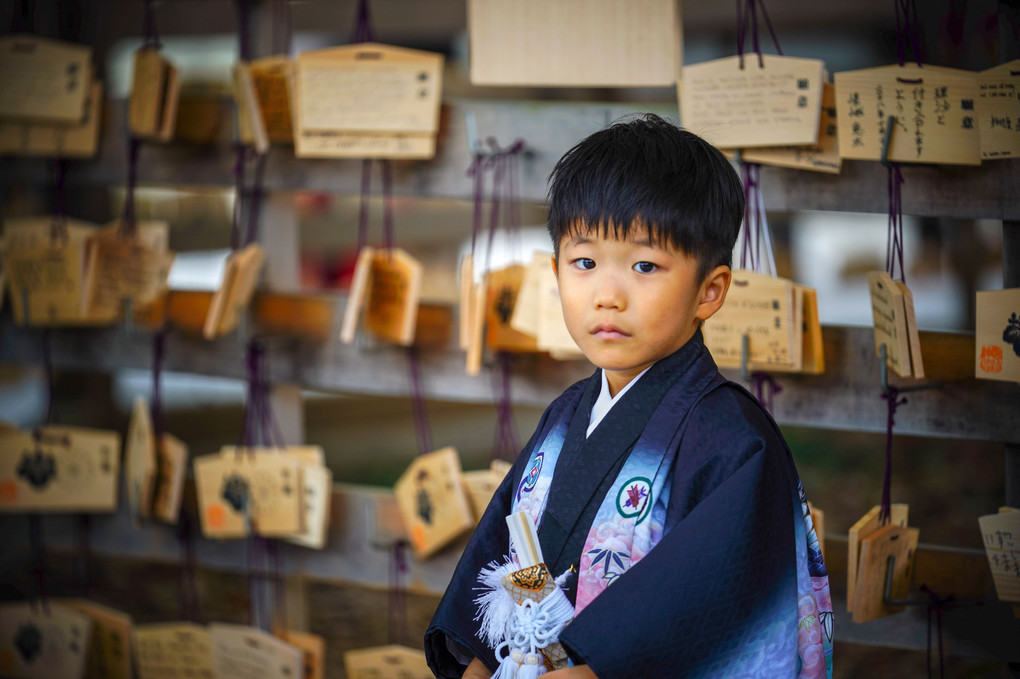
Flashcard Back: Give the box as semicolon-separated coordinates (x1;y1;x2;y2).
547;113;744;281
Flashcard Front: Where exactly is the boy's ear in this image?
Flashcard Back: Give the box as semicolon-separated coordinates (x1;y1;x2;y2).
695;265;732;321
551;253;558;276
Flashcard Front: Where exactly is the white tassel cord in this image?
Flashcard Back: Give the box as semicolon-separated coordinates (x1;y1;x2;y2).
474;559;520;648
487;582;575;679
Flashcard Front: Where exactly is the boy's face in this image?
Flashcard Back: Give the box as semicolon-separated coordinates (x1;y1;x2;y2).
554;224;730;396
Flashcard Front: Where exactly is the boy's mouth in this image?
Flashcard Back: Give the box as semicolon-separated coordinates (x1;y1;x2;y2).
591;324;629;340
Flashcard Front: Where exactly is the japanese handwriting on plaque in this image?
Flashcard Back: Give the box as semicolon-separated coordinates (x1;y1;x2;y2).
209;624;303;679
249;56;296;145
0;35;91;124
394;447;474;558
66;599;133;679
979;510;1020;605
128;47;180;142
976;60;1020;160
0;602;91;679
277;630;326;679
834;64;981;165
680;54;825;149
867;271;912;378
294;43;443;159
134;622;214;679
0;426;121;512
702;270;798;370
344;645;434;679
737;82;843;174
82;223;175;323
975;288;1020;383
847;504;909;615
193;451;303;538
468;0;680;87
364;248;423;347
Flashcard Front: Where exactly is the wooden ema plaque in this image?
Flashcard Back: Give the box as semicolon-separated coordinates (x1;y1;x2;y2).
0;35;91;124
0;426;121;512
294;43;442;159
976;60;1020;160
83;225;174;323
681;54;824;149
193;451;303;538
5;241;86;326
364;248;423;347
233;62;270;154
65;599;133;679
0;602;91;679
897;280;925;379
975;288;1020;383
203;243;266;339
485;264;540;352
852;523;920;624
461;468;503;522
978;509;1020;606
340;246;375;344
394;447;474;558
703;270;799;370
250;57;296;145
834;64;981;165
209;624;302;679
277;630;325;679
0;80;103;159
134;622;214;679
129;47;180;142
125;396;157;521
807;502;825;559
847;504;909;614
152;433;188;524
457;254;474;350
465;279;487;376
737;82;843;174
469;0;680;87
867;271;912;378
343;645;432;679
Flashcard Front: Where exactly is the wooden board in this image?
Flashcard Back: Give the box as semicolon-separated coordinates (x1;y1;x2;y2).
461;468;502;522
737;82;842;174
867;271;912;378
129;48;179;141
468;0;681;87
193;451;303;538
834;64;981;165
134;622;214;679
808;502;825;559
0;426;121;512
339;246;375;344
65;599;133;679
976;60;1020;160
203;243;265;340
702;270;798;370
847;504;909;613
978;510;1020;604
0;35;91;123
294;43;442;159
152;433;188;524
82;230;174;322
897;281;925;379
250;56;295;145
465;281;487;375
276;630;324;679
457;254;474;350
535;257;583;359
0;601;92;679
343;645;432;679
852;523;920;623
364;248;423;347
282;462;333;550
485;264;539;352
233;62;269;155
125;396;157;521
0;80;103;159
5;241;87;326
681;54;824;149
208;624;302;679
975;288;1020;383
394;447;474;559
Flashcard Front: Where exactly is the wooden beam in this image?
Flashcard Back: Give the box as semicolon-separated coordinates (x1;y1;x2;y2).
2;98;1017;219
1;317;1017;442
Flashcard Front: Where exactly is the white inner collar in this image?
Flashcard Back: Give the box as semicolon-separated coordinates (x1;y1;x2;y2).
586;365;653;438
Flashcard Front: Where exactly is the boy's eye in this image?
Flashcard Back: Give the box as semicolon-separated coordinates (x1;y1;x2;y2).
572;258;596;271
633;261;658;274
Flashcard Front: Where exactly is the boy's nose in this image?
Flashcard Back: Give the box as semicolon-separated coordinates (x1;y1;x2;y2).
593;274;626;310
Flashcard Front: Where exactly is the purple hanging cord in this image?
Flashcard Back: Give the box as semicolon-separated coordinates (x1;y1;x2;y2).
244;152;268;247
737;0;783;68
750;372;782;415
28;513;49;613
388;541;410;646
407;346;434;456
74;514;93;596
381;159;396;253
42;329;55;425
177;508;202;622
120;138;141;238
886;162;906;282
271;540;288;633
466;152;486;257
894;0;924;68
351;0;375;44
920;584;951;679
142;0;161;49
150;329;166;440
272;0;293;56
49;158;69;243
879;385;907;524
491;353;520;461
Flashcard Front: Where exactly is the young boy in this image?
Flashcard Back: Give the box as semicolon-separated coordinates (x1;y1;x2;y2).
425;115;832;679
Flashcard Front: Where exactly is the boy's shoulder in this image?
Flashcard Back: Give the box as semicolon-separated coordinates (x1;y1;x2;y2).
681;378;789;464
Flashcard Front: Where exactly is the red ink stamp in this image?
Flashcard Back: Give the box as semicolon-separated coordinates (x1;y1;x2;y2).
980;345;1003;373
